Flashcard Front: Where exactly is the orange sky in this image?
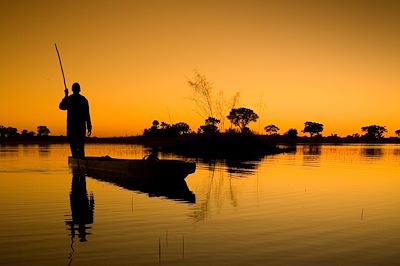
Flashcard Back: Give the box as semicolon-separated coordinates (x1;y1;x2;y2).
1;0;399;137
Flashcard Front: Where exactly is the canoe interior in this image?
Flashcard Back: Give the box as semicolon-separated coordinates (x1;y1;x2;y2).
68;156;196;181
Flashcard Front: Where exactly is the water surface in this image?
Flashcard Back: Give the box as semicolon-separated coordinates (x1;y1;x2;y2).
0;143;399;265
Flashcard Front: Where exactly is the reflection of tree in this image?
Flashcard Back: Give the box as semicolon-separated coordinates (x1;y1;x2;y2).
190;159;248;222
302;145;321;167
303;145;321;156
38;143;50;156
195;152;264;175
190;161;217;222
225;158;261;175
228;178;238;208
65;169;94;243
361;147;383;158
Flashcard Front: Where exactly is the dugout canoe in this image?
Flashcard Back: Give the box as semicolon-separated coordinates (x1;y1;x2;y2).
68;156;196;181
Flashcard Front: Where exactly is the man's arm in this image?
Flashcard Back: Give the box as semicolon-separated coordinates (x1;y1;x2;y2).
86;100;92;136
59;89;69;110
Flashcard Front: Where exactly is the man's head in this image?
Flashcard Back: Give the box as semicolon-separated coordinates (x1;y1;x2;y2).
72;83;81;94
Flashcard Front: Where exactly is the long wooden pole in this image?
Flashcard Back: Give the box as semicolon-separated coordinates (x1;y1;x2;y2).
55;43;67;89
55;43;81;166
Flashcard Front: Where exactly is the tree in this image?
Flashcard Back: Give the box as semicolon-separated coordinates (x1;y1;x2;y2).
198;116;220;134
160;122;170;130
143;120;160;136
395;129;400;137
284;128;298;137
0;125;6;138
172;122;191;135
21;129;35;137
143;120;190;136
37;126;50;137
227;108;259;133
361;125;387;139
264;124;280;135
187;71;240;132
188;71;214;118
302;121;324;137
0;126;18;138
6;127;18;138
151;120;159;129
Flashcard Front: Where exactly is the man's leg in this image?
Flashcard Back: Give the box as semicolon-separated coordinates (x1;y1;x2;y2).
68;135;78;158
77;134;85;159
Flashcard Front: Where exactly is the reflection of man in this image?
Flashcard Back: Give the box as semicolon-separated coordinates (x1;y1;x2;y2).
59;82;92;158
66;169;94;242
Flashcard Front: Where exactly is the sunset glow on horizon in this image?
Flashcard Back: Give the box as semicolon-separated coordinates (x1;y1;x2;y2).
1;0;399;137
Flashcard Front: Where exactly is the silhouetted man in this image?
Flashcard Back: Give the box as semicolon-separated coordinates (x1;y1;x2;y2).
59;82;92;158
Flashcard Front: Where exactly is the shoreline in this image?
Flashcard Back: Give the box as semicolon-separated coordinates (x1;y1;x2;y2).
1;135;399;145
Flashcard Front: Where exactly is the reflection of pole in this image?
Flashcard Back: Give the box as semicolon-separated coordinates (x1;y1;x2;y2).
182;234;185;259
67;236;74;266
158;237;161;264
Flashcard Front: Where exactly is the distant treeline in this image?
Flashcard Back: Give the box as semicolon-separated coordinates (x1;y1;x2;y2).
0;125;52;139
142;111;400;140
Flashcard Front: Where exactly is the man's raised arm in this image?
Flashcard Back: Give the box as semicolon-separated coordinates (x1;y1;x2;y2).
59;88;69;110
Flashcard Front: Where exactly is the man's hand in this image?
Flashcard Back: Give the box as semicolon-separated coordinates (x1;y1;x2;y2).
64;88;69;97
87;129;92;137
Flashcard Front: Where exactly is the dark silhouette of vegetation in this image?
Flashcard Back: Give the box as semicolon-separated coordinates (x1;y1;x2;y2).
151;120;159;131
198;117;220;134
303;144;322;156
394;129;400;137
328;133;339;139
227;108;259;133
173;122;191;135
7;127;18;137
302;121;324;137
143;120;191;137
21;129;35;137
264;124;280;135
361;125;387;139
188;71;214;118
187;70;240;132
37;125;51;137
361;147;383;158
0;126;18;138
284;128;298;137
0;125;5;138
159;133;283;158
0;125;37;139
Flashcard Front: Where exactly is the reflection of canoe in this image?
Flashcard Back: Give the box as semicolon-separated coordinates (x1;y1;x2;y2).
77;167;195;203
68;156;196;181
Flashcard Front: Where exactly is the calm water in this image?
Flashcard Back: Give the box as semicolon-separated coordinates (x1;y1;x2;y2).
1;143;400;265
